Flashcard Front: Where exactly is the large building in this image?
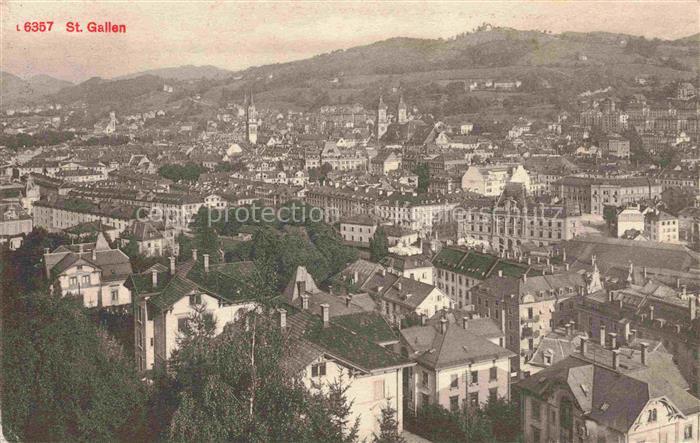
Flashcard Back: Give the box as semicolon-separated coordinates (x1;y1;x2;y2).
517;342;700;443
245;91;258;145
557;176;662;215
44;233;133;308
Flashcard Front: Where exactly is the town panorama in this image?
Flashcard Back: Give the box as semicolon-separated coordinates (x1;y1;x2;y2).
1;13;700;443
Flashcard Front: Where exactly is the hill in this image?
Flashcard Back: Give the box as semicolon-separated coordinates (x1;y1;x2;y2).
1;72;72;105
115;65;234;81
5;27;698;116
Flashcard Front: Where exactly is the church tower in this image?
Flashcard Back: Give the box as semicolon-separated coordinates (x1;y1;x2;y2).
245;91;258;145
376;95;388;140
397;94;407;124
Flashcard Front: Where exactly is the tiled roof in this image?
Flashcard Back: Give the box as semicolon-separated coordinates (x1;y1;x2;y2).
401;321;514;369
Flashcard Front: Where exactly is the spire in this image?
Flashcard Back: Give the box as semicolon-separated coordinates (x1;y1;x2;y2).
378;95;387;110
627;261;634;283
249;89;255;107
588;259;603;293
398;93;406;109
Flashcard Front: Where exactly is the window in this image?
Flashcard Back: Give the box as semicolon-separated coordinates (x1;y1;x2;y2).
422;371;429;387
311;363;326;378
450;395;459;412
111;288;118;302
189;294;202;306
451;374;458;389
531;427;541;443
421;393;430;407
81;275;90;285
469;392;479;408
489;388;498;403
648;408;657;423
531;399;541;420
69;276;78;287
684;424;693;440
177;317;187;332
373;380;385;401
470;371;478;385
489;366;498;381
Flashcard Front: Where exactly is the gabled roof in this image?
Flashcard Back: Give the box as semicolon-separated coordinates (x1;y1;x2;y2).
400;321;514;370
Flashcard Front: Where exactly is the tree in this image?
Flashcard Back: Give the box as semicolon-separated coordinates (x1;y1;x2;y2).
413;164;430;194
2;291;148;442
373;402;406;443
370;228;389;262
166;310;360;442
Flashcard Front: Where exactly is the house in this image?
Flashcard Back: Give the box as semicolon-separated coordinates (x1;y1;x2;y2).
0;202;33;249
372;273;453;325
339;215;377;247
517;340;700;443
380;255;434;285
128;253;259;371
382;225;419;247
370;151;401;175
44;233;133;308
644;209;679;243
616;205;645;238
398;316;514;413
123;220;176;256
280;266;414;440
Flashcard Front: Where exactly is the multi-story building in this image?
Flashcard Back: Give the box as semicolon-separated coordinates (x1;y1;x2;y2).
305;185;378;223
575;274;700;397
128;253;258;372
601;134;630;158
645;209;679;243
44;233;133;308
339;215;377;247
461;164;531;196
33;196;134;234
457;197;579;252
657;169;700;191
557;176;662;215
399;317;514;413
517;341;700;443
471;268;589;372
0;202;33;249
615;205;645;237
374;194;459;236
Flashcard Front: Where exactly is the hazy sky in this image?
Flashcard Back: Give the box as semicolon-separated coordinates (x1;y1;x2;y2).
2;1;698;83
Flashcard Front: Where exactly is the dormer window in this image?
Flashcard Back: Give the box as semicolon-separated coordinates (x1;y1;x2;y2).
189;294;202;306
648;408;657;423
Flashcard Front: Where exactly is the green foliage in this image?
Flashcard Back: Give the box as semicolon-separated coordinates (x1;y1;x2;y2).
166;311;359;442
0;130;75;150
413;164;430;194
406;398;520;443
2;291;148;442
370;228;389;262
373;402;406;443
158;163;206;182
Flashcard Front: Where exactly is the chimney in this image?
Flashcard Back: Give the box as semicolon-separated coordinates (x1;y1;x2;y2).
278;309;287;329
421;313;427;326
562;248;567;262
629;329;637;343
203;254;210;273
192;248;198;262
612;349;620;370
78;244;84;254
640;342;648;365
462;316;469;329
580;337;588;356
44;247;50;255
643;267;648;279
169;256;176;275
608;290;614;303
677;277;681;289
353;270;359;283
565;263;570;271
397;282;402;291
599;324;606;347
91;247;96;261
565;322;572;336
320;303;330;327
608;332;618;350
498;269;503;277
649;305;654;321
527;257;532;265
522;273;527;283
301;293;309;310
381;268;386;277
690;295;697;321
682;285;688;297
152;270;158;288
345;296;351;308
439;317;448;334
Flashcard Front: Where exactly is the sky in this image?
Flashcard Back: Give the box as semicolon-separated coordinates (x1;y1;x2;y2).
2;1;698;83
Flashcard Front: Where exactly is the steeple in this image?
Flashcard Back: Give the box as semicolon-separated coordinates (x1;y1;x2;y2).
376;94;388;140
245;90;258;145
397;94;407;124
588;256;603;293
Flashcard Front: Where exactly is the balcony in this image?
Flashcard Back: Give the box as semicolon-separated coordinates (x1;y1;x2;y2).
521;315;540;324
